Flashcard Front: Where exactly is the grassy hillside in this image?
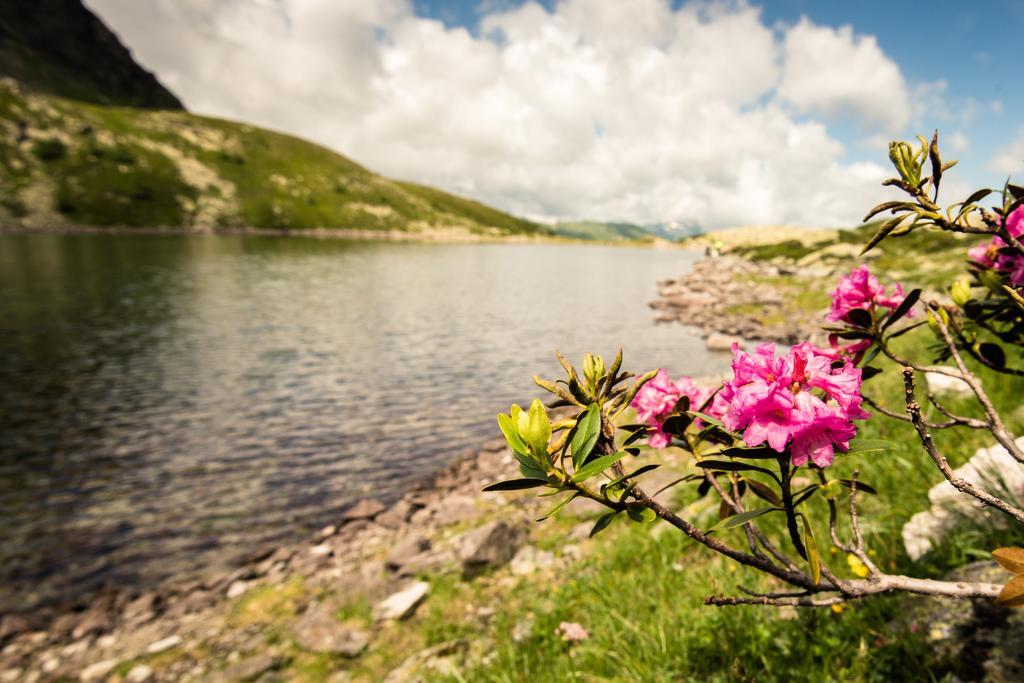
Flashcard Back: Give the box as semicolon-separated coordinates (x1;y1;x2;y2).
551;220;656;242
0;79;547;237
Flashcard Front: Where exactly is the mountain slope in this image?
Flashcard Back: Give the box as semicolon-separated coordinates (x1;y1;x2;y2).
0;0;182;110
0;80;547;236
551;220;656;242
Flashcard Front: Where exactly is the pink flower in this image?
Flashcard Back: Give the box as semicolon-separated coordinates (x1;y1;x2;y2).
828;264;911;324
714;342;867;467
556;621;589;642
631;369;713;449
968;207;1024;286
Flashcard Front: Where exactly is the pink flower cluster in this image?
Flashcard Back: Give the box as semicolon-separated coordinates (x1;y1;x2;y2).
632;343;867;467
968;206;1024;285
556;621;589;642
631;369;714;449
714;342;868;467
828;264;910;324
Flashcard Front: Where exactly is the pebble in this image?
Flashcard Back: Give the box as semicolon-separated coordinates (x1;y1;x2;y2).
374;581;430;621
79;659;117;682
125;664;154;683
146;634;182;654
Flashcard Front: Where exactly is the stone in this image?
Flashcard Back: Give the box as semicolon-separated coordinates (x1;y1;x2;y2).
396;548;457;577
509;546;555;576
227;580;252;599
310;544;333;557
122;593;158;625
79;659;117;682
146;634;182;654
385;535;431;572
373;581;430;621
317;524;338;540
0;615;30;642
456;521;524;576
72;600;111;639
375;500;413;529
291;605;369;657
909;561;1024;681
382;640;466;683
924;368;973;397
125;664;154;683
432;495;480;526
342;499;385;522
705;333;742;352
224;654;279;681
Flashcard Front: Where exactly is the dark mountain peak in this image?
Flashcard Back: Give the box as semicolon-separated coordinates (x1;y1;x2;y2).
0;0;182;109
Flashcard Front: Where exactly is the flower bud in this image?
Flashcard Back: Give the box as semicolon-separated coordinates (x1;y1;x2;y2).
951;276;972;307
583;353;605;388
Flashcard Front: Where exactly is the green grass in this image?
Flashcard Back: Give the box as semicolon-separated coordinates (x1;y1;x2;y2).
0;80;549;235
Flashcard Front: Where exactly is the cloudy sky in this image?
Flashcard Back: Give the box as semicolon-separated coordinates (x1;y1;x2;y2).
86;0;1022;230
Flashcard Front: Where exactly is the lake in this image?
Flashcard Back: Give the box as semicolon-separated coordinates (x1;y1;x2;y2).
0;233;728;611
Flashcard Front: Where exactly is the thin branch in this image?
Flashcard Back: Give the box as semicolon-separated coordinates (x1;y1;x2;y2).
902;367;1024;524
862;394;984;430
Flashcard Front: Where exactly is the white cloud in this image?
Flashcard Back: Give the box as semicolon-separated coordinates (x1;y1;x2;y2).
86;0;918;229
989;129;1024;176
778;18;910;133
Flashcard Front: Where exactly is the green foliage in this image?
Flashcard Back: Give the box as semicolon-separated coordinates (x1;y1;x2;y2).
31;137;65;161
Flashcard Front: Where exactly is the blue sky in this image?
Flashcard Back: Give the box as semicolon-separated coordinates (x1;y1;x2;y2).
91;0;1024;229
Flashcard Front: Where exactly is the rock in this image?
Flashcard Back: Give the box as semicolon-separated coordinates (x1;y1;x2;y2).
125;664;154;683
433;495;480;526
457;521;524;576
310;544;333;557
146;634;182;654
376;500;413;529
924;368;974;397
122;593;158;625
317;524;338;540
291;605;369;657
373;582;430;621
706;333;742;352
386;535;431;572
72;600;111;639
342;499;385;522
0;615;30;642
79;659;117;682
227;580;252;599
383;640;466;683
910;561;1024;681
396;548;457;577
223;653;279;681
509;546;555;576
902;436;1024;559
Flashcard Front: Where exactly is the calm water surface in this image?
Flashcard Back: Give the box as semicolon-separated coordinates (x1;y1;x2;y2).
0;233;727;611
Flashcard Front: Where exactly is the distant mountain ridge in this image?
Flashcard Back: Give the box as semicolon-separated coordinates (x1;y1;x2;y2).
0;0;182;109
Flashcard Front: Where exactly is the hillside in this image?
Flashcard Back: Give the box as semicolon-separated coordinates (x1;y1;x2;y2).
0;0;182;110
0;79;547;236
551;220;655;242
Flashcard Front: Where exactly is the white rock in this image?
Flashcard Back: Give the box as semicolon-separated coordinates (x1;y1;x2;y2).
706;333;743;352
80;659;117;682
227;580;251;599
373;581;429;621
902;436;1024;559
509;546;555;576
125;664;154;683
924;368;973;397
310;544;333;557
146;634;182;654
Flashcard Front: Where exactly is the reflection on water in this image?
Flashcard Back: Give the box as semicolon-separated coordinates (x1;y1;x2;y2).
0;233;727;610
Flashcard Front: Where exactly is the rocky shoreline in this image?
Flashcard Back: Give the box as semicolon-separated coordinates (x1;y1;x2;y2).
0;433;640;682
649;254;826;347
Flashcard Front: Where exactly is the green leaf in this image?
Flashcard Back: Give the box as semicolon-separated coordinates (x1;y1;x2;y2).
802;515;821;586
708;506;779;532
572;450;629;482
837;479;878;495
846;308;873;328
482;478;550;492
720;445;779;460
571;403;602;468
526;399;552;458
696;460;780;481
590;510;620;538
743;478;782;505
626;504;657;523
497;412;528;455
881;288;921;331
844;439;893;456
860;214;905;255
690;411;725;428
978;342;1006;369
607;463;661;488
536;492;578;522
512;450;548;480
622;427;649;448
